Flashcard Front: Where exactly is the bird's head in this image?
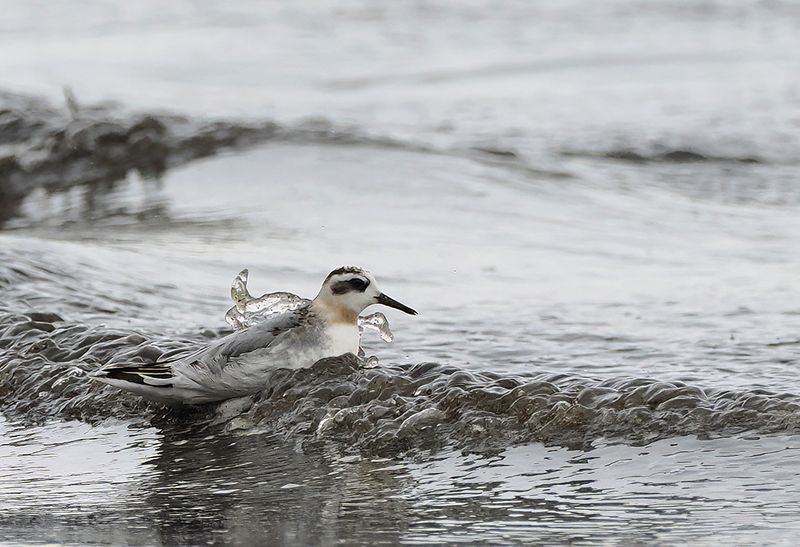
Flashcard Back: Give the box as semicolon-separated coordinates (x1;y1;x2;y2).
314;266;417;322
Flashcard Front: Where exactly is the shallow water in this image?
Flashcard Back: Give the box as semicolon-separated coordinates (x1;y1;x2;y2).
2;417;800;545
2;0;800;544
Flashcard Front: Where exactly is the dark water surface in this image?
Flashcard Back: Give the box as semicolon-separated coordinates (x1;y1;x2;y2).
2;0;800;545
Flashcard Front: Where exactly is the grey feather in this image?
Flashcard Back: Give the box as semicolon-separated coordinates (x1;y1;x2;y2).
97;306;310;380
190;307;309;372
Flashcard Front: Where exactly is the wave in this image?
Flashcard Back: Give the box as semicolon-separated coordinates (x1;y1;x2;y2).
2;89;789;216
3;304;799;455
0;90;428;207
2;89;580;228
562;147;765;165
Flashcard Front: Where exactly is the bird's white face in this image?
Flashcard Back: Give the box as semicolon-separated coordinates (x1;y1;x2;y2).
316;267;417;318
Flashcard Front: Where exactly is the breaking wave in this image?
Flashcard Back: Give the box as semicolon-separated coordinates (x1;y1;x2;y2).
1;89;575;228
0;90;426;209
3;298;800;455
561;147;766;165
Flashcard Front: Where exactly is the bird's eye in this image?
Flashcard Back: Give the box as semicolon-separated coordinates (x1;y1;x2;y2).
348;278;368;290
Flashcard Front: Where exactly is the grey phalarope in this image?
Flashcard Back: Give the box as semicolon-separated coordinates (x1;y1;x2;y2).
92;267;417;404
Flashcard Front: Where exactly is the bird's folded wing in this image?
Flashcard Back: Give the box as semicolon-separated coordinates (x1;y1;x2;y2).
196;307;309;370
95;306;310;384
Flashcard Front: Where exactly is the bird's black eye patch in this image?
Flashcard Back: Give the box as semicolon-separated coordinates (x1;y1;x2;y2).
348;277;368;291
331;277;370;294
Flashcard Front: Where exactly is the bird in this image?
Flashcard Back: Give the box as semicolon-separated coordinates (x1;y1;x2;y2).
92;267;417;405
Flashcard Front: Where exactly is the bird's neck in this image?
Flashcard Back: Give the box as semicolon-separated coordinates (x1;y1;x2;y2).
311;298;360;325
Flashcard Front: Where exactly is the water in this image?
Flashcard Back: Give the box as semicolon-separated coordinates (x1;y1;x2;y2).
2;0;800;544
2;418;799;545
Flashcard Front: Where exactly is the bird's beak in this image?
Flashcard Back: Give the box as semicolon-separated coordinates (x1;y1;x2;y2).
376;293;418;315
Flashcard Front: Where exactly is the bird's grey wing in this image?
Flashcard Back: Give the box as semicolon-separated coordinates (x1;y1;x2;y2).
96;307;309;385
191;307;309;372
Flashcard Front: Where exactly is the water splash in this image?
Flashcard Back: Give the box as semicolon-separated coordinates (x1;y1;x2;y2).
358;312;393;343
224;269;394;343
225;269;308;329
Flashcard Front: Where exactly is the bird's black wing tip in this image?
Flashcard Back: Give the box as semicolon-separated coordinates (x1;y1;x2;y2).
96;364;175;388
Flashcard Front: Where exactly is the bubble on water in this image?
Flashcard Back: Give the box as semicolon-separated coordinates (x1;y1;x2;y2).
224;268;394;344
362;355;380;368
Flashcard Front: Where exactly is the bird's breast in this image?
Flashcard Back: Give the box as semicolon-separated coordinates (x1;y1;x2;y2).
323;323;360;357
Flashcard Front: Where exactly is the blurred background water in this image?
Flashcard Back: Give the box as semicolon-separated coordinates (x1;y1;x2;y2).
1;0;800;544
